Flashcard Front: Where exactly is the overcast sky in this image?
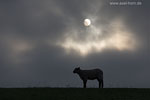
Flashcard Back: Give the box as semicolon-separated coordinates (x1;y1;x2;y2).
0;0;149;88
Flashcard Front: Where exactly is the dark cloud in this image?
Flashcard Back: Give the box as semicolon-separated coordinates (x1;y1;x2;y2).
0;0;149;88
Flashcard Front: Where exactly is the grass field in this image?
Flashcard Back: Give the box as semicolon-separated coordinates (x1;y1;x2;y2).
0;88;150;100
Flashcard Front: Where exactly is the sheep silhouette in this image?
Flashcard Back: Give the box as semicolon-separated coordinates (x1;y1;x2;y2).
73;67;103;88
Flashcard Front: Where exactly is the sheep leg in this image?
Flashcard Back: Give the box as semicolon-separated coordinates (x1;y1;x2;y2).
99;81;101;88
83;80;87;88
99;80;104;88
97;79;102;88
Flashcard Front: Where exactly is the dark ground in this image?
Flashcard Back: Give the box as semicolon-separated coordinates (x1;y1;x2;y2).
0;88;150;100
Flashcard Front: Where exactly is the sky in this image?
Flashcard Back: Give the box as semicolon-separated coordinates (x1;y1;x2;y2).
0;0;149;88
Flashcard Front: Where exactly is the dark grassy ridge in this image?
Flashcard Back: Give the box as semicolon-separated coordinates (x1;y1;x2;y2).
0;88;150;100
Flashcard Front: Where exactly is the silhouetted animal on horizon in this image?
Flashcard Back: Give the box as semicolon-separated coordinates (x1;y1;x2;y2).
73;67;103;88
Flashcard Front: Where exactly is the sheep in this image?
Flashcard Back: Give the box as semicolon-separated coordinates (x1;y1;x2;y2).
73;67;103;88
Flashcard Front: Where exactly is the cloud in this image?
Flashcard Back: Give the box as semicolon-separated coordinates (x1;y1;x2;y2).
59;18;137;56
0;0;149;87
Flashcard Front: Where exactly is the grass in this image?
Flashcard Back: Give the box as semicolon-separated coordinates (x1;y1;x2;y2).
0;88;150;100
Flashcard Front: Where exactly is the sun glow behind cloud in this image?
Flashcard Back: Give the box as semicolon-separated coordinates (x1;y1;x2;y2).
2;36;34;64
58;18;137;56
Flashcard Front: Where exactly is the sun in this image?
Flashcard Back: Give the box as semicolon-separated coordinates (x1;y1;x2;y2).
84;19;91;26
